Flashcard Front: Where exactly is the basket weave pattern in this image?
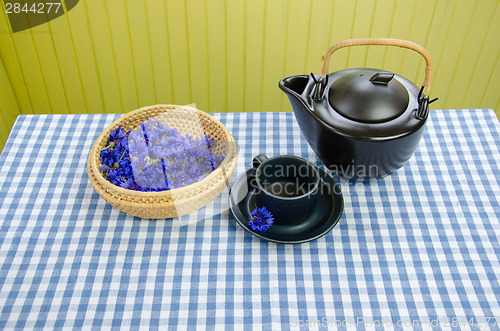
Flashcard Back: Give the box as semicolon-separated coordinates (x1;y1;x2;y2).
87;105;238;219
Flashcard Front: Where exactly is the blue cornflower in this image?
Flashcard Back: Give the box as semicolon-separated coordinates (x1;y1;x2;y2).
134;163;166;190
168;170;187;189
119;177;145;191
189;162;206;178
108;127;129;149
105;167;121;184
109;127;126;142
201;135;214;148
99;163;112;173
248;206;274;232
118;159;133;178
100;126;132;183
150;144;166;158
100;148;115;165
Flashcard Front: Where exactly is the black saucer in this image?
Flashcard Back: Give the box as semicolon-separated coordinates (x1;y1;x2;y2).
228;166;344;244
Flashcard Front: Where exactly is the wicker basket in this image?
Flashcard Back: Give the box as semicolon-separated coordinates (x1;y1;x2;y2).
87;104;238;219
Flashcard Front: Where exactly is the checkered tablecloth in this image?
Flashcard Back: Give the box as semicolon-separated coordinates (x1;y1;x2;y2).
0;110;498;330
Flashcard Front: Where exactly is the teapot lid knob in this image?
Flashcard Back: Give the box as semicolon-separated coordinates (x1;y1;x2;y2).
369;72;394;86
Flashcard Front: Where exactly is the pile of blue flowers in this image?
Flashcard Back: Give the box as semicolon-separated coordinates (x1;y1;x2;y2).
99;118;225;191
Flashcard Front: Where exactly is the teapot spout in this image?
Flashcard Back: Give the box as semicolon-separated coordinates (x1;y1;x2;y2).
279;75;309;95
279;75;314;112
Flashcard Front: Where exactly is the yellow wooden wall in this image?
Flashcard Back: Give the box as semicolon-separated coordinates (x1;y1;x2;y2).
1;0;500;151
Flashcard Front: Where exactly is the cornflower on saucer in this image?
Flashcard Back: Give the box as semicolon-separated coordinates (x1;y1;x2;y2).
248;206;274;232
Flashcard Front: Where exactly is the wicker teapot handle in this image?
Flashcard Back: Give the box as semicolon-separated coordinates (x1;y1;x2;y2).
321;38;432;92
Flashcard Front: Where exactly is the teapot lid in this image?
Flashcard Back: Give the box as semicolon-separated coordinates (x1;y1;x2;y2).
328;70;409;123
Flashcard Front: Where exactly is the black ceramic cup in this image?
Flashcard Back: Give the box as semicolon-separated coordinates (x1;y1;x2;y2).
253;154;320;225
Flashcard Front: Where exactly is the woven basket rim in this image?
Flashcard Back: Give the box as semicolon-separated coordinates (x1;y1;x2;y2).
88;104;238;199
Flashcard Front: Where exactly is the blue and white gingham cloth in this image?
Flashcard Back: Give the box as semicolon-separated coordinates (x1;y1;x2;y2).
0;110;499;329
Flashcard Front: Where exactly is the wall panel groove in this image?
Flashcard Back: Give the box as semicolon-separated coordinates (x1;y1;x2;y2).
102;1;124;113
0;55;20;150
61;7;89;114
82;0;107;113
0;0;499;148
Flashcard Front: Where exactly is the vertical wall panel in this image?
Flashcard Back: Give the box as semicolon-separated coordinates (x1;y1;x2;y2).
327;0;356;71
164;0;191;106
424;1;460;98
398;0;435;88
30;21;70;113
364;0;396;70
260;0;287;112
481;48;500;110
126;0;156;108
1;8;52;114
225;0;245;112
64;2;104;114
147;1;173;108
283;0;311;76
206;0;227;112
0;0;499;135
347;0;376;68
244;0;265;112
282;0;311;110
305;0;335;75
466;2;500;109
452;1;497;108
0;56;20;151
47;14;87;114
0;9;33;114
85;0;122;113
382;1;418;77
433;1;477;106
106;0;139;111
186;0;209;111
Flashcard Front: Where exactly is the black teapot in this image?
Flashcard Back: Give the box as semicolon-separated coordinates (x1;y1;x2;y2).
279;38;438;179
